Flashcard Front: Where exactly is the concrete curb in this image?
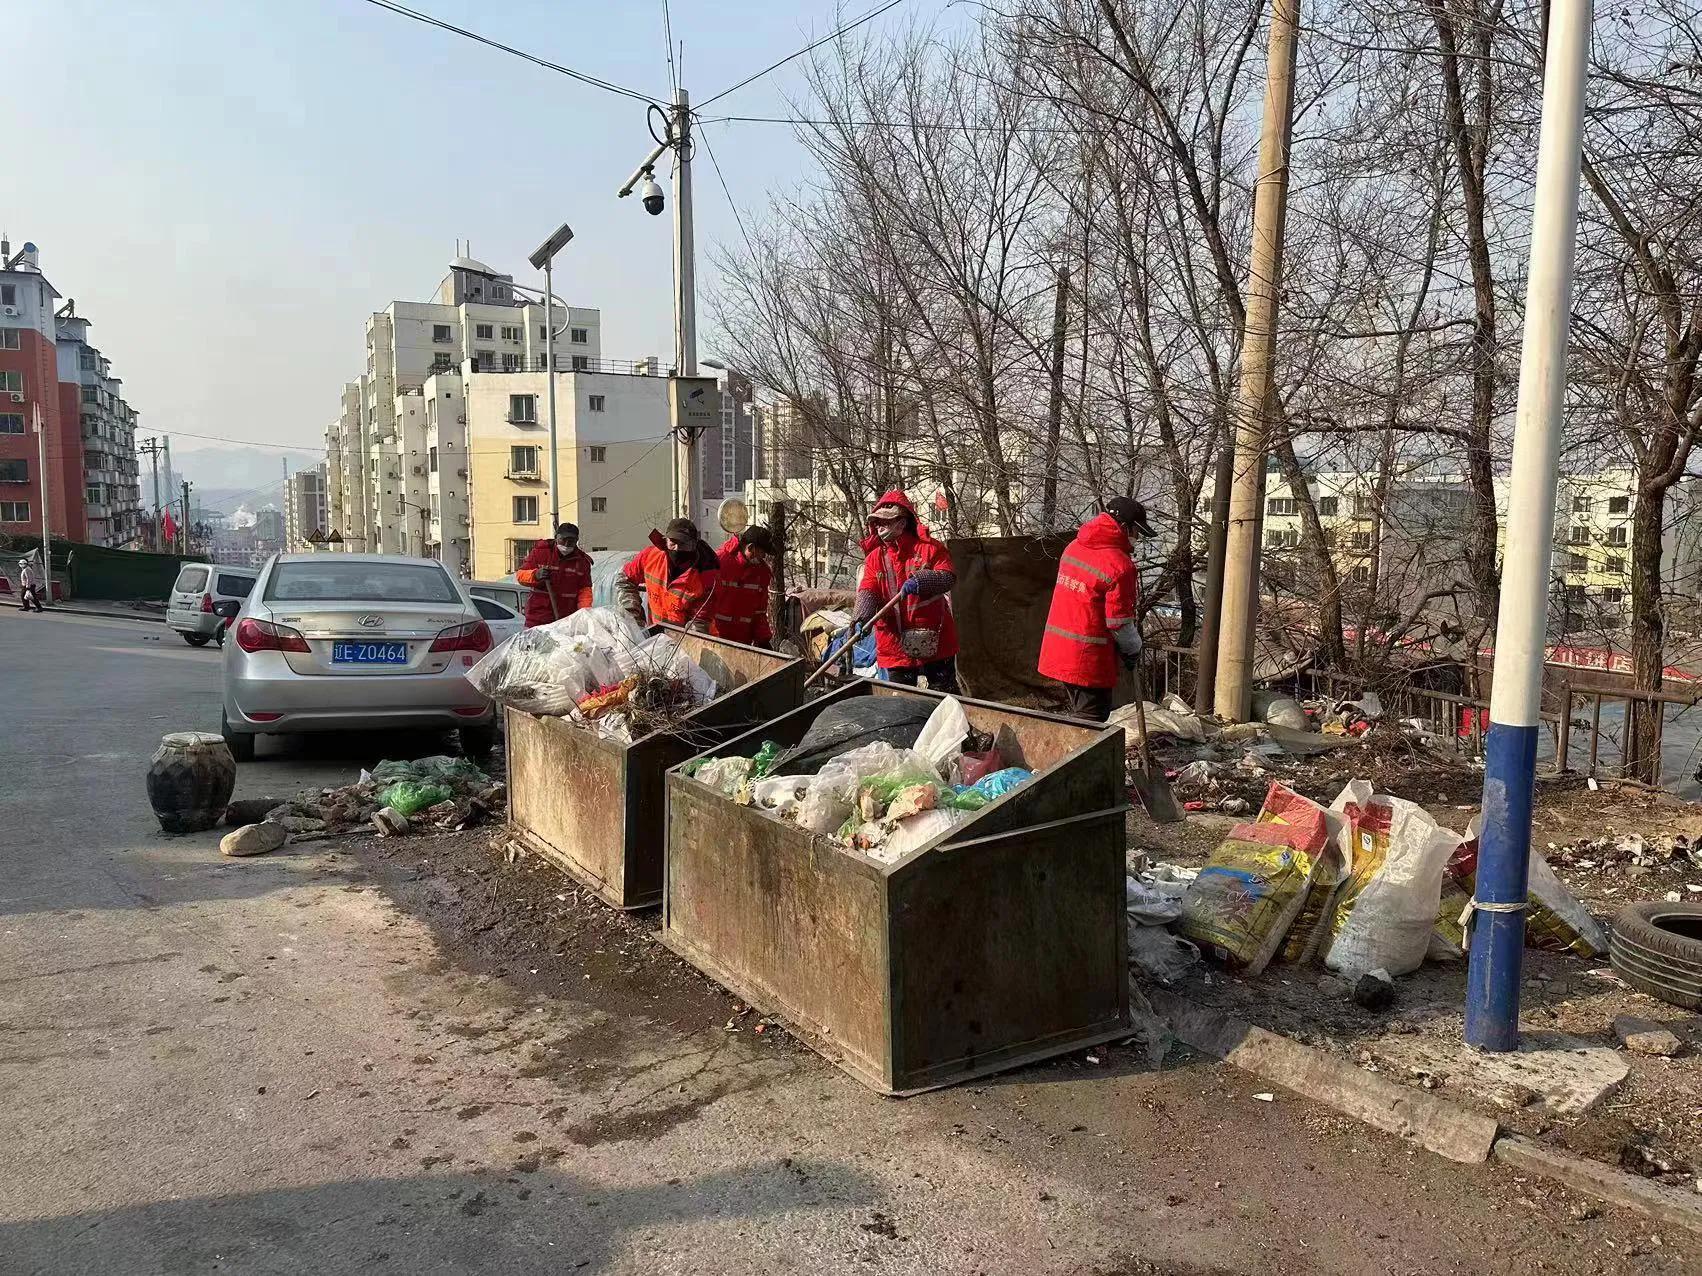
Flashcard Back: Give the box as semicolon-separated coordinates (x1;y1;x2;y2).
40;606;165;624
1149;990;1702;1235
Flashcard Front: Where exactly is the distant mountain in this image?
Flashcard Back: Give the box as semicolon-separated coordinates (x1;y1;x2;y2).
153;446;321;514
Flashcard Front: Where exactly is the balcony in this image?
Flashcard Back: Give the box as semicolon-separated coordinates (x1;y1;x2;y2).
466;355;674;377
504;469;541;482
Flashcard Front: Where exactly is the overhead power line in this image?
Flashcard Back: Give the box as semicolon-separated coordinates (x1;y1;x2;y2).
697;0;913;110
358;0;662;104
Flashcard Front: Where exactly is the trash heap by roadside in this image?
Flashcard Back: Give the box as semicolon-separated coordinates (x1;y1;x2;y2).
686;695;1035;863
1126;777;1608;992
465;606;718;744
252;755;505;842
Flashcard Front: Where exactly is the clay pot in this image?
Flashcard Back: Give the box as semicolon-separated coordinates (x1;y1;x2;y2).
146;731;237;834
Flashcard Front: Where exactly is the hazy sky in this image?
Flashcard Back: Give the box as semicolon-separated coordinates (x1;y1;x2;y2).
8;1;902;462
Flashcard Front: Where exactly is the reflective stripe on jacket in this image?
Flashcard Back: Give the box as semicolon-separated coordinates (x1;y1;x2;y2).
621;533;718;626
855;490;958;669
1037;513;1140;689
707;537;772;645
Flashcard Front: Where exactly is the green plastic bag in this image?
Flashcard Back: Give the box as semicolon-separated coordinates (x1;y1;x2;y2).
750;740;782;779
378;781;453;817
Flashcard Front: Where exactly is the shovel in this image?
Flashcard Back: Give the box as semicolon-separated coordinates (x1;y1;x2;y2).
804;592;906;689
1127;662;1183;824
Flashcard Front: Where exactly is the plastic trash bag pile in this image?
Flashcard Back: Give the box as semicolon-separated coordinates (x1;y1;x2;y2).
465;606;718;742
686;695;1035;864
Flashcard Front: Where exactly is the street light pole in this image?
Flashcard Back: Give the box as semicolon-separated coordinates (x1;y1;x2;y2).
528;222;576;533
1466;0;1594;1053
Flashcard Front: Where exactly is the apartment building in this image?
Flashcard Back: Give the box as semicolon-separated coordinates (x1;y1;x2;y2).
283;464;328;549
1537;470;1702;624
464;367;674;578
0;239;143;549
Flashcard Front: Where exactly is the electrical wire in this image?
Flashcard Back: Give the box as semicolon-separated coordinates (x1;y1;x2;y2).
696;0;913;110
695;122;756;258
662;0;679;94
358;0;663;104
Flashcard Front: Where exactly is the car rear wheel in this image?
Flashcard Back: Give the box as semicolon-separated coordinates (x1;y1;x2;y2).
458;723;499;762
183;633;210;647
221;710;256;763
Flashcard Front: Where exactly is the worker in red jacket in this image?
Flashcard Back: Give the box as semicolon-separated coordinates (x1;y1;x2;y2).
853;491;959;692
1038;497;1154;721
617;517;719;629
707;525;775;647
514;522;594;628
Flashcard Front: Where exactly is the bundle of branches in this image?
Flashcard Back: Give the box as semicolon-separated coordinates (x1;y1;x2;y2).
620;671;705;739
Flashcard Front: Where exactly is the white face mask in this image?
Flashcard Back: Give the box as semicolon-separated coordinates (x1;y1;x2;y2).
875;521;901;543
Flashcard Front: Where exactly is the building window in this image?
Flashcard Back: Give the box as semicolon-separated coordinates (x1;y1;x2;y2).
1606;554;1626;574
428;446;438;473
492;286;506;301
1572;495;1591;513
0;371;20;393
513;495;539;524
474;350;495;371
501;325;521;341
1607;526;1627;546
1351;531;1371;551
509;539;532;572
570;327;589;344
86;484;101;505
1317;496;1338;516
432;324;452;343
1266;497;1296;517
475;324;493;340
502;352;521;371
0;331;20;351
1565;583;1586;602
587;395;606;413
1350;564;1370;583
1609;496;1629;514
571;355;590;371
510;445;537;474
1263;528;1298;548
0;414;21;434
588;445;607;463
0;459;27;483
509;394;537;423
0;284;14;305
0;501;28;522
430;356;453;374
539;325;549;341
1567;552;1587;572
590;497;607;513
1603;587;1625;604
1569;525;1589;544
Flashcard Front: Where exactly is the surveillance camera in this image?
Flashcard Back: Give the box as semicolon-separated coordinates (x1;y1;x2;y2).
640;176;665;217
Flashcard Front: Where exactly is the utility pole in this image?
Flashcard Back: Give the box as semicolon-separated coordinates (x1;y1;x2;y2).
1213;0;1301;722
1194;439;1235;714
34;401;52;595
162;435;174;548
181;480;192;555
139;437;162;546
1466;0;1593;1053
528;222;576;532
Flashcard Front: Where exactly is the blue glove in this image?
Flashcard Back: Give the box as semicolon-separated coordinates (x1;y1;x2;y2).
900;577;921;596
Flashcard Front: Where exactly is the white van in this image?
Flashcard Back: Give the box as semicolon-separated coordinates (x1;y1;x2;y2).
166;563;259;646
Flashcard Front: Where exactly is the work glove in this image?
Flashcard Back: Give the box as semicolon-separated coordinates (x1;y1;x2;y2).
899;577;921;596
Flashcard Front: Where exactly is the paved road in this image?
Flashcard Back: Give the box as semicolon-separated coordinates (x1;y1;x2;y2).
0;607;1685;1275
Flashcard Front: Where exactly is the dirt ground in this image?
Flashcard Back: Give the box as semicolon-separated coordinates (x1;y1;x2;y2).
1128;741;1702;1195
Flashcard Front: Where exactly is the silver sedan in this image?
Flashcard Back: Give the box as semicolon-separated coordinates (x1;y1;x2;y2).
219;554;496;762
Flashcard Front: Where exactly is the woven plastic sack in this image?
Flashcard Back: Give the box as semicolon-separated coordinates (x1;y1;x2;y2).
1440;816;1607;958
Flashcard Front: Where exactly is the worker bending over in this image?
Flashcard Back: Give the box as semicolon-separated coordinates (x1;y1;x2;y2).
1038;497;1154;721
515;521;594;628
708;525;775;648
853;491;959;692
618;517;719;630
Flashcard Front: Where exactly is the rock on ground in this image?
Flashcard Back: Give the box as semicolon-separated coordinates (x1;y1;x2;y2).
1612;1014;1684;1057
220;821;287;858
224;797;284;826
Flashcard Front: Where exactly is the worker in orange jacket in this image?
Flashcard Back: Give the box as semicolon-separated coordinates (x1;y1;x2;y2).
617;518;719;630
514;522;594;628
1037;497;1153;721
707;526;776;647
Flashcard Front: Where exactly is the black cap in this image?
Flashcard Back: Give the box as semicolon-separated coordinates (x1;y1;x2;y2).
554;522;579;539
739;525;775;554
664;517;700;542
1105;497;1155;538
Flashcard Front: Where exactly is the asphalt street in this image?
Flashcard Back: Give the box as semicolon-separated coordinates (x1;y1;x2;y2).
0;606;1688;1275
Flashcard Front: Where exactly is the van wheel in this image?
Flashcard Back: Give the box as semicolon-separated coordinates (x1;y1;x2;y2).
183;633;210;647
458;724;499;762
221;710;256;763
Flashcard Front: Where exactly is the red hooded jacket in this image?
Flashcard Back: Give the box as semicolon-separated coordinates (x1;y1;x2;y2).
707;535;773;646
515;540;594;628
854;491;958;668
1037;512;1141;689
621;530;719;627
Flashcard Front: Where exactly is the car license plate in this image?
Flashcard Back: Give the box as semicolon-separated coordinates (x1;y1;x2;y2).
332;641;409;665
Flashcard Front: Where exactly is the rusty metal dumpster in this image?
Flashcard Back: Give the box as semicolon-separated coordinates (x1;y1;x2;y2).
507;628;803;909
662;682;1130;1094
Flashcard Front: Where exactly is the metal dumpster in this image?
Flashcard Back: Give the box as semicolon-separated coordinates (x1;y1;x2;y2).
506;628;804;909
662;682;1130;1094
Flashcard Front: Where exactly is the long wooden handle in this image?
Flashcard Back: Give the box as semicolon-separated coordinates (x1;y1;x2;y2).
804;592;907;689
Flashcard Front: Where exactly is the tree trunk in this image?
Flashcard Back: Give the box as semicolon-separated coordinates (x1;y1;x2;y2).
1041;264;1069;530
1626;486;1666;783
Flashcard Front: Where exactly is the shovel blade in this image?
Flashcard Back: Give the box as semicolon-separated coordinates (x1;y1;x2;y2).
1129;762;1184;824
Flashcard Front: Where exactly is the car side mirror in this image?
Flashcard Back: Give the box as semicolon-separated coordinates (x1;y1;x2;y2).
212;600;241;620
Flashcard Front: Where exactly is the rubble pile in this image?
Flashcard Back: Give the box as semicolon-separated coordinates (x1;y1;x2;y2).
259;755;506;842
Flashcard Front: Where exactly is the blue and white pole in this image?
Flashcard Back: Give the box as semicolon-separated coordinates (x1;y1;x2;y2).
1466;0;1594;1052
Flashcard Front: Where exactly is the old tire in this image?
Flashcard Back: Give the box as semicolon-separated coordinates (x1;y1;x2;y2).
221;710;257;764
183;632;210;647
1609;901;1702;1011
458;723;499;762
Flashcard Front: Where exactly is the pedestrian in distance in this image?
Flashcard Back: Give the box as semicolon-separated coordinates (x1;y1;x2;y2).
707;524;776;648
1037;497;1155;722
17;558;45;613
853;491;959;693
515;522;594;628
617;517;719;631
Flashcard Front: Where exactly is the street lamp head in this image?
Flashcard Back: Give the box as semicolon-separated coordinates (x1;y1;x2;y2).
640;174;665;217
528;222;575;270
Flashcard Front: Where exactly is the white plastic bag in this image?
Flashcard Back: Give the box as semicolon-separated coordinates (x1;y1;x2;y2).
464;631;599;716
1323;780;1464;979
696;756;753;798
632;633;718;704
752;774;811;816
1126;876;1185;926
871;808;968;863
912;696;972;777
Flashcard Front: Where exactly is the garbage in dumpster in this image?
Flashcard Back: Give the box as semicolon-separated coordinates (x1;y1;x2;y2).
1177;783;1332;975
913;695;973;773
965;767;1032;802
750;740;782;779
774;697;936;774
696;756;755;799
